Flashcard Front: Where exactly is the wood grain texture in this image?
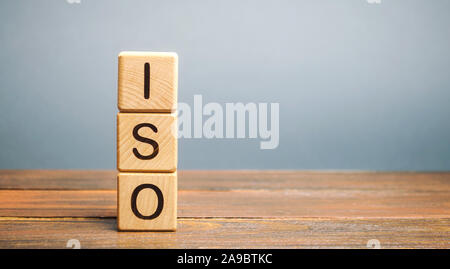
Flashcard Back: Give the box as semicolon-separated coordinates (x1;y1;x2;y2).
117;113;177;172
0;190;115;217
118;173;177;231
118;51;177;113
0;186;448;218
0;170;449;248
0;217;448;249
2;170;449;191
0;170;116;190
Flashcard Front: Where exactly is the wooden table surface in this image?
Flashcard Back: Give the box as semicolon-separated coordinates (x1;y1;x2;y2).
0;170;449;249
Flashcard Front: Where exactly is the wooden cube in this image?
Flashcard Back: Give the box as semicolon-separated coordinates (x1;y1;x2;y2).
118;172;177;231
118;51;178;112
117;113;177;172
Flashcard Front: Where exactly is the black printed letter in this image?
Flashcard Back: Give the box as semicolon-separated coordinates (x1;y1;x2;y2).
132;123;159;160
131;184;164;220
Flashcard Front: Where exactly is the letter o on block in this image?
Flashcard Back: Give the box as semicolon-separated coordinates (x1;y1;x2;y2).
131;184;164;220
118;172;177;231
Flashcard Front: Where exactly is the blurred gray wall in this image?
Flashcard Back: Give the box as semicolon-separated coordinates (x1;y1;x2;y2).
0;0;449;170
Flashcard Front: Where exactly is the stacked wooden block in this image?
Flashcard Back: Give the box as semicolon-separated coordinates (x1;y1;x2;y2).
117;51;178;231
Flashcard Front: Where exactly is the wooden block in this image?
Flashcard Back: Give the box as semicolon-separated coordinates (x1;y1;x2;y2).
117;113;177;172
117;172;177;231
118;51;178;112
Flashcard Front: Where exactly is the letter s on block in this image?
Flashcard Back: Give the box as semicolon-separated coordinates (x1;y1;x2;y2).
131;184;164;220
132;123;159;160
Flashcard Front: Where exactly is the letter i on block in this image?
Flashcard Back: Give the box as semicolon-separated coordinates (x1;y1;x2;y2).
117;51;178;231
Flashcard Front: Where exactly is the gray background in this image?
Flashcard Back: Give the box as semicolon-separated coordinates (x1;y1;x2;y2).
0;0;449;170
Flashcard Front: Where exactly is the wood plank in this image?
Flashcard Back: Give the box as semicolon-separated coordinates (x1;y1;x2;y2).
182;170;450;192
0;190;116;217
1;170;449;191
179;189;450;218
0;170;116;190
0;188;448;218
0;217;448;249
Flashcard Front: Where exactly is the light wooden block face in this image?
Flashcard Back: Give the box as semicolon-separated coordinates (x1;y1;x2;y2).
118;172;177;231
117;113;177;172
118;51;178;112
